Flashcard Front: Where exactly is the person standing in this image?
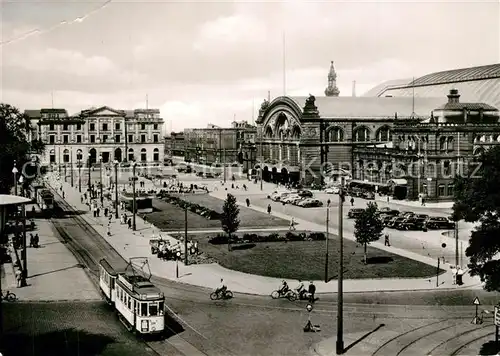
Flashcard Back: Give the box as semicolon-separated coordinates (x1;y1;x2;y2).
246;198;250;207
384;233;390;246
308;281;316;303
267;204;272;214
289;217;296;231
350;197;354;206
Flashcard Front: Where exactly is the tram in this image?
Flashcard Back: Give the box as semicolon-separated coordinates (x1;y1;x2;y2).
36;188;54;212
98;258;165;335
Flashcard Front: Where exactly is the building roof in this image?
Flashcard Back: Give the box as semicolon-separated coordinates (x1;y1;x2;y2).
435;102;498;111
0;195;31;206
288;96;445;119
363;78;413;97
412;64;500;86
24;110;41;118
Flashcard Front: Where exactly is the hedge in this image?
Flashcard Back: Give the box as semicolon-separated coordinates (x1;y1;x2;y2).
162;193;221;220
209;231;326;244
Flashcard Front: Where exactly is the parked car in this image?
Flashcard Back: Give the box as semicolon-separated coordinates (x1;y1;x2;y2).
397;217;427;230
347;208;364;219
298;198;323;207
196;171;204;177
361;191;375;200
424;217;455;230
399;211;415;218
204;172;215;178
387;217;406;228
379;207;400;216
298;190;314;198
282;194;302;204
325;187;340;194
380;215;394;226
414;214;429;220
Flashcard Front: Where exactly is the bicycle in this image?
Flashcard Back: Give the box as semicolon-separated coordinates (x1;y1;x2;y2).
1;290;17;302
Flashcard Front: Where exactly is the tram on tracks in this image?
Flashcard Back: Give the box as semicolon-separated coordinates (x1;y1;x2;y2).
99;258;165;335
35;188;54;212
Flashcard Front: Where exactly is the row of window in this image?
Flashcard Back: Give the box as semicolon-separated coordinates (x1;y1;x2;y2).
116;285;164;317
422;183;454;197
49;148;161;163
46;123;159;131
47;134;160;144
264;126;392;143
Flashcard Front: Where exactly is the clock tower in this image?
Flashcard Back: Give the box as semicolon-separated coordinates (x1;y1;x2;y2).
325;61;340;97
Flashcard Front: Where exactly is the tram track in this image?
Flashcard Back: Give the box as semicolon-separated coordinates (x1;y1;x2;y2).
45;184;234;356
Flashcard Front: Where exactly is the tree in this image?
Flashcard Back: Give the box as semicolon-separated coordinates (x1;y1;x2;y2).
354;202;384;264
453;145;500;291
221;193;240;251
0;104;45;194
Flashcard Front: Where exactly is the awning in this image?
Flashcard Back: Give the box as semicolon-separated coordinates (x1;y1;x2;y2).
348;179;388;186
388;179;408;185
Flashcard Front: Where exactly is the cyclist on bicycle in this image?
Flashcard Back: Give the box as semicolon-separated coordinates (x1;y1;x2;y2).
215;278;227;296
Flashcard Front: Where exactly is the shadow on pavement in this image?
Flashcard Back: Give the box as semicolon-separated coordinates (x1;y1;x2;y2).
479;340;500;355
366;256;394;264
0;328;115;356
344;323;385;353
161;313;185;339
28;263;84;278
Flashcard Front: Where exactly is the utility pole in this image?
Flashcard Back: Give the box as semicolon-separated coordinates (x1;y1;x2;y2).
325;201;330;283
87;153;91;193
455;221;459;267
99;155;103;204
223;148;227;183
70;149;74;187
132;162;137;231
336;178;345;355
184;207;188;265
21;204;28;285
78;159;82;193
64;164;67;183
114;161;119;219
12;161;18;196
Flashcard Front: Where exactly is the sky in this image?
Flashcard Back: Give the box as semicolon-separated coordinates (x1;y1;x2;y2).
1;0;499;134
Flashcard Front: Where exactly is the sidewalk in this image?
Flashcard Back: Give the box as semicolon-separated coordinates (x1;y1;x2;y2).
48;172;482;296
1;203;100;302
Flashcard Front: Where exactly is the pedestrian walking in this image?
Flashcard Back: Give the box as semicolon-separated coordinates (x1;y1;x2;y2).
289;217;296;231
127;218;132;229
386;195;390;203
96;207;100;217
15;269;22;287
267;204;272;214
308;281;316;303
246;198;250;207
350;197;354;206
106;224;111;236
384;233;390;246
104;207;108;217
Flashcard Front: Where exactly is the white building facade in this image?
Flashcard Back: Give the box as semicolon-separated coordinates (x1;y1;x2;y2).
26;106;164;166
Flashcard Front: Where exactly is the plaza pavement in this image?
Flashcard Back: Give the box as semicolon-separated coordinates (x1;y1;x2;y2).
46;171;483;296
1;203;100;302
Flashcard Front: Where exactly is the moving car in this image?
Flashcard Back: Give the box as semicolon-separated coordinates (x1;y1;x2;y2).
424;217;455;230
397;217;427;230
325;187;340;194
298;190;314;198
379;207;400;216
347;208;364;219
297;198;323;207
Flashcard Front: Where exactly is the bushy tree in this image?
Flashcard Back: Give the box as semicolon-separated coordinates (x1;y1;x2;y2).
221;193;240;251
0;104;45;194
453;146;500;291
354;202;384;264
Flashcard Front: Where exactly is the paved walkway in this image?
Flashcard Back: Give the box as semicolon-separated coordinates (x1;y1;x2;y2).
46;172;482;296
1;203;100;302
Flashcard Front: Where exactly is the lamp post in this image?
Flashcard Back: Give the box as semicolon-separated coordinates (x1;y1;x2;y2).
21;204;27;286
336;178;346;355
87;153;91;193
64;163;67;183
114;160;119;219
325;199;330;283
132;162;137;231
78;159;82;193
99;155;103;204
12;161;18;196
70;150;74;188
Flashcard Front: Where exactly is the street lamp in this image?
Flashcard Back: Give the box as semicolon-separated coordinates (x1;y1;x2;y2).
64;163;67;183
12;161;18;196
114;160;119;219
78;159;82;193
70;150;74;188
337;178;346;355
99;155;103;204
87;153;91;194
325;199;331;283
132;161;137;231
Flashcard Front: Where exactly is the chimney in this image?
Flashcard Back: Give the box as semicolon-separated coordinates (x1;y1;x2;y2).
447;89;460;104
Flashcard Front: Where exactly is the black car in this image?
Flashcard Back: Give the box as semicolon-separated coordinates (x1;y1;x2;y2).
379;207;400;216
380;215;394;226
387;217;406;229
398;218;427;230
347;208;364;219
298;190;314;198
424;217;455;230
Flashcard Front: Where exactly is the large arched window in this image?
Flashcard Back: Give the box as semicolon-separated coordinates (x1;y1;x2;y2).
354;126;370;142
327;127;344;142
153;148;159;162
76;149;83;161
141;148;147;162
376;126;392;142
49;149;56;163
63;149;70;163
128;148;134;161
290;125;301;139
264;126;273;138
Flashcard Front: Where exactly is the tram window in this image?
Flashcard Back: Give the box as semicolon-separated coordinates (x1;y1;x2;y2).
159;301;164;315
141;303;148;316
149;303;158;316
127;297;131;309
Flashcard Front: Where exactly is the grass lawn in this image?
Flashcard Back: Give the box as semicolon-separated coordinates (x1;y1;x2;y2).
165;193;290;229
188;231;445;280
145;197;289;231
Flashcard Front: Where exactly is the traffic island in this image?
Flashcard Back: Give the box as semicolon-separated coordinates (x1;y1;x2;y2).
187;231;447;281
